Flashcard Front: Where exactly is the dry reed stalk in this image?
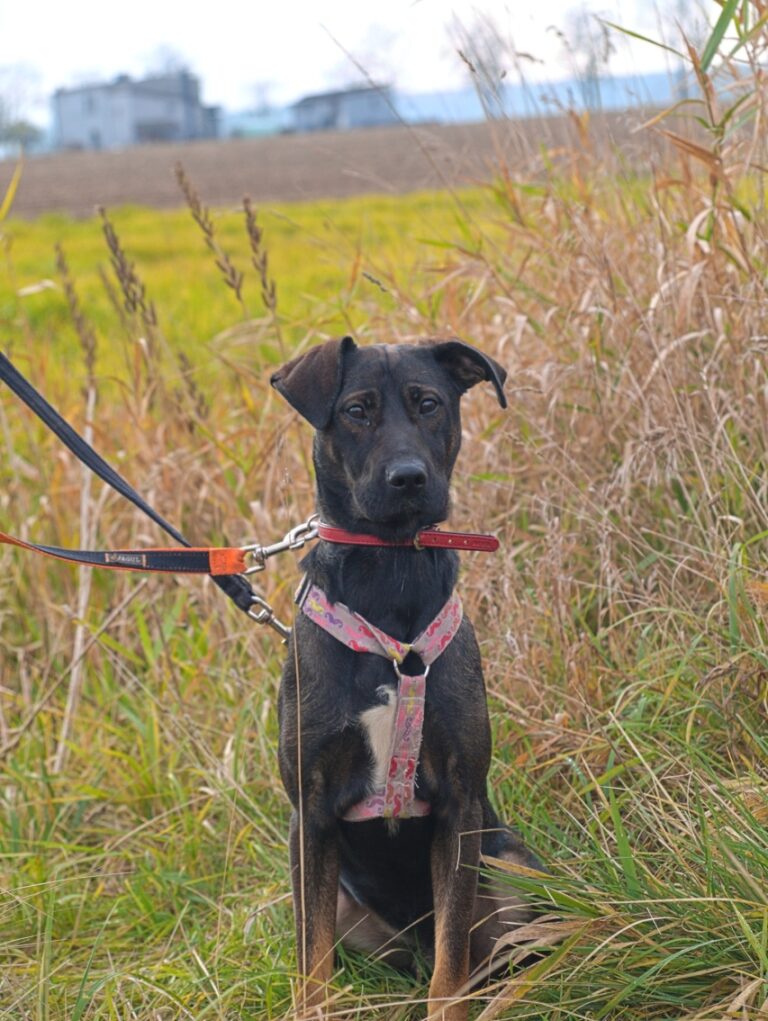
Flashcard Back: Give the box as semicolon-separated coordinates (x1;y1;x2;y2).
175;162;247;314
243;196;284;355
97;263;132;335
165;350;210;443
99;207;158;333
51;379;95;774
51;244;98;774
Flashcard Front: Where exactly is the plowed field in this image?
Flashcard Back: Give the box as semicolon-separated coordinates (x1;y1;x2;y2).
0;112;655;217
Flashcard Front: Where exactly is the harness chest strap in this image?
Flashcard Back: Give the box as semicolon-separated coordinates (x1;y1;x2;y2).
298;582;463;821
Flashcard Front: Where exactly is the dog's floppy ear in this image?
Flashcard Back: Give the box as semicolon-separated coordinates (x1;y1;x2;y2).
431;339;507;408
271;336;357;428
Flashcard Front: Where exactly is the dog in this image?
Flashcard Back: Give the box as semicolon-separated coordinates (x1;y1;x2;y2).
271;336;541;1020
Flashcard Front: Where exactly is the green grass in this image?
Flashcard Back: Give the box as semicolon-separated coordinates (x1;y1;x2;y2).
2;88;768;1019
1;187;505;375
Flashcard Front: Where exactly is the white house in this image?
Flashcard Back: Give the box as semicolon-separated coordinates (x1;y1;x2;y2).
52;71;219;150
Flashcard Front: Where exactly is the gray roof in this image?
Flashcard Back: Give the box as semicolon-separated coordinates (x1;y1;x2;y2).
292;84;390;108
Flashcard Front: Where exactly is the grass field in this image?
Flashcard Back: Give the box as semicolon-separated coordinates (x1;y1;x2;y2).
2;21;768;1019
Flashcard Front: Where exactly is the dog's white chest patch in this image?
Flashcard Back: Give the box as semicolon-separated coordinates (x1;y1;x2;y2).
358;686;396;787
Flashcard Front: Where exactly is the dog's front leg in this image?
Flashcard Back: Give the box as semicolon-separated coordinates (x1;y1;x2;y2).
289;808;339;1016
428;800;482;1021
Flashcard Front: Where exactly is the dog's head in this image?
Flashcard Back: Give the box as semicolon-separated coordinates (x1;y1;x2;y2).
271;337;506;539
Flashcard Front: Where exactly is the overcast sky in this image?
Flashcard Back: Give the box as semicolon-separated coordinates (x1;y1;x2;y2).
1;0;693;124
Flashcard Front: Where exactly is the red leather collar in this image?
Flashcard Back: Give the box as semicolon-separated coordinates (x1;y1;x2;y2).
316;522;500;553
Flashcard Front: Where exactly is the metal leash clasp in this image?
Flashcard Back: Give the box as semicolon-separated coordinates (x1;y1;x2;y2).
241;514;319;575
240;514;320;640
247;594;291;641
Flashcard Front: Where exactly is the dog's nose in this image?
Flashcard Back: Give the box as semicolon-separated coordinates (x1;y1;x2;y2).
386;460;427;491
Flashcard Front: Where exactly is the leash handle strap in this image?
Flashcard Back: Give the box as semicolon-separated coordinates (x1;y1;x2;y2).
317;522;500;553
0;351;257;611
0;531;247;575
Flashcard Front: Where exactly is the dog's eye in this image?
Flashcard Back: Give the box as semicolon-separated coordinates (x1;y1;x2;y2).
345;404;367;421
419;397;439;416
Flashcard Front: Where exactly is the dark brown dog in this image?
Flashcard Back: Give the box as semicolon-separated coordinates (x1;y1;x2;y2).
271;337;540;1019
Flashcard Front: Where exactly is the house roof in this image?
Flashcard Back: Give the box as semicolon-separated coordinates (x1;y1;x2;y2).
54;71;198;99
292;84;391;109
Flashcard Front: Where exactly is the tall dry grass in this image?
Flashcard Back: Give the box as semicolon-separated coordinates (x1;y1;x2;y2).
1;7;768;1018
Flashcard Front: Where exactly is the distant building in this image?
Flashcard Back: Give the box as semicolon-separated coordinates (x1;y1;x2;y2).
221;106;291;139
52;71;219;150
291;85;398;133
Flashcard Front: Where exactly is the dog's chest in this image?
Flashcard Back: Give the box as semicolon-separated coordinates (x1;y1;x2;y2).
358;684;397;786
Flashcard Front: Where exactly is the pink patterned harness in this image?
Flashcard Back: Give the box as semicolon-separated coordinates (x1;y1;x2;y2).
299;583;463;821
